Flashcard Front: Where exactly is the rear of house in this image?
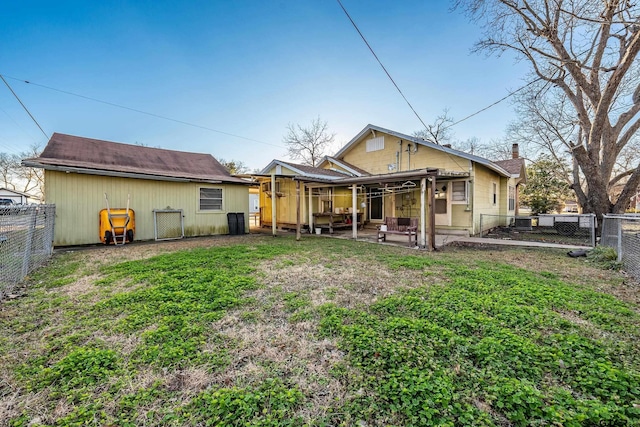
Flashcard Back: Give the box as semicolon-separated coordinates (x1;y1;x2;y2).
24;133;251;246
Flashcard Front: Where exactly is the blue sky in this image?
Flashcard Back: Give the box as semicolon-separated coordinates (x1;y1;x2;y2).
0;0;530;170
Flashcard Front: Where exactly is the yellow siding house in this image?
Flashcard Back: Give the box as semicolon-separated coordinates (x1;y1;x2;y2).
258;124;525;238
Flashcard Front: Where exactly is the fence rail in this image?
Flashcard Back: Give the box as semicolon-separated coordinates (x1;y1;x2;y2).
0;205;56;299
601;214;640;281
479;214;596;247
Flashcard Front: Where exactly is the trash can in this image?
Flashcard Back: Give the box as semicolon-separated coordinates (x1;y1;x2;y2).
236;212;246;235
227;212;238;235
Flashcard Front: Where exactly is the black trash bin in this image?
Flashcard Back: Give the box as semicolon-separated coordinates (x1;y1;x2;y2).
227;212;238;235
236;212;246;235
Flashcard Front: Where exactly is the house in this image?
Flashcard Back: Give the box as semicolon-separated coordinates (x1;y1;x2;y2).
0;188;33;204
256;124;526;246
23;133;251;246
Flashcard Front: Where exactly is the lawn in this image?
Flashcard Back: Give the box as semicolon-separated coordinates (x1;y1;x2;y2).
0;235;639;426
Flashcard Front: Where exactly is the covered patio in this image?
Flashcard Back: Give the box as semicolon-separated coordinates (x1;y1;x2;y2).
263;168;469;251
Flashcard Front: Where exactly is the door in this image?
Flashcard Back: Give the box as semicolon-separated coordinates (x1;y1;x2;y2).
369;189;383;221
434;182;451;226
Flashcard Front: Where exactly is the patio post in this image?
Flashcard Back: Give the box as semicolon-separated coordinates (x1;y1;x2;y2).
296;180;301;241
429;176;436;251
271;173;277;236
420;177;426;248
308;185;313;233
352;184;357;239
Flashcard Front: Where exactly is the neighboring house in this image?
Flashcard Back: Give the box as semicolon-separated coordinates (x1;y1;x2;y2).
23;133;251;246
257;124;526;241
0;188;32;204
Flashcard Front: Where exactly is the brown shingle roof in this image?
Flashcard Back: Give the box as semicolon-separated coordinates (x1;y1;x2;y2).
493;158;526;176
26;133;247;184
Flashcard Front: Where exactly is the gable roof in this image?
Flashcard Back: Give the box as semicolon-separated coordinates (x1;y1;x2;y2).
259;159;350;180
333;124;512;178
320;156;371;177
493;158;526;180
0;187;32;197
23;133;247;184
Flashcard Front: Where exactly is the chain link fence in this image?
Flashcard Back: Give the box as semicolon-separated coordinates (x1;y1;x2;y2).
0;205;56;299
153;209;184;240
601;214;640;280
479;214;596;247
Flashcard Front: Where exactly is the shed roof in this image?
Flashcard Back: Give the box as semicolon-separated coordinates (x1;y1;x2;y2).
23;133;248;184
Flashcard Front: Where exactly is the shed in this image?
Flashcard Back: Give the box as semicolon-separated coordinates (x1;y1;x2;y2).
0;188;32;204
23;133;251;246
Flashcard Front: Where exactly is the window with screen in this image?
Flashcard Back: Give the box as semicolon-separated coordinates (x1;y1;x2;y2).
200;188;223;210
508;186;515;211
492;183;497;206
366;136;384;152
451;181;467;203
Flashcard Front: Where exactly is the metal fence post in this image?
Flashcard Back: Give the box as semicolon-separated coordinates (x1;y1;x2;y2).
617;217;623;262
479;214;483;238
590;214;596;247
20;208;37;278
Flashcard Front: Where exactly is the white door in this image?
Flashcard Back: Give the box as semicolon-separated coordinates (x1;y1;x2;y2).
434;182;451;226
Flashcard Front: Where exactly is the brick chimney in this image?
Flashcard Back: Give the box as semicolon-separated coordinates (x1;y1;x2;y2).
512;143;519;159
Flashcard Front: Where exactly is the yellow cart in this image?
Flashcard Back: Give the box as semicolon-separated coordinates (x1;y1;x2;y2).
100;193;135;245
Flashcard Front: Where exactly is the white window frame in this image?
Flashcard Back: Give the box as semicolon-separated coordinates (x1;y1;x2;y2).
366;136;384;152
199;187;223;211
451;181;468;204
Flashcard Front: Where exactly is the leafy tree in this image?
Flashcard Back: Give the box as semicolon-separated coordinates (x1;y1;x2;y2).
283;117;335;167
218;158;249;174
456;0;640;218
520;155;573;214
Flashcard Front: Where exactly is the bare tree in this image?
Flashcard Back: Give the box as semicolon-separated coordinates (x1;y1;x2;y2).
2;145;44;200
413;109;455;145
283;117;335;167
456;0;640;218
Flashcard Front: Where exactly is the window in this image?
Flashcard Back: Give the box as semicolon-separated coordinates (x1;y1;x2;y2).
508;186;515;211
492;183;497;206
200;188;223;210
451;181;467;203
366;136;384;152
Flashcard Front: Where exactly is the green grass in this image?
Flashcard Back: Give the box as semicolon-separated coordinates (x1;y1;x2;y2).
1;235;639;426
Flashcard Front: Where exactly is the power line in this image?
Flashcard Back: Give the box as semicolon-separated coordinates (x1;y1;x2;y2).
336;0;431;133
1;74;284;149
0;75;49;140
446;78;543;129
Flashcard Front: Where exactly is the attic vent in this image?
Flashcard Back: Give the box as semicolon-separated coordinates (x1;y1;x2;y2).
366;136;384;152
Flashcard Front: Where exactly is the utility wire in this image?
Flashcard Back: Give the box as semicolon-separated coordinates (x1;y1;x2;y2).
336;0;431;133
0;75;49;140
1;74;284;149
447;77;543;129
